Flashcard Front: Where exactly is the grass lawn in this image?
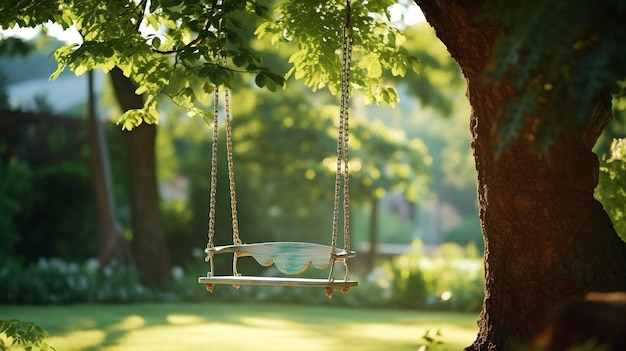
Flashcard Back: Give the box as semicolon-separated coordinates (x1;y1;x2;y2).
2;302;478;351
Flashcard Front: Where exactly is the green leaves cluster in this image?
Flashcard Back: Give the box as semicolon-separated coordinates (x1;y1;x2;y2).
350;119;430;202
0;320;55;351
1;0;417;128
484;0;626;150
255;0;417;106
596;138;626;241
1;0;282;129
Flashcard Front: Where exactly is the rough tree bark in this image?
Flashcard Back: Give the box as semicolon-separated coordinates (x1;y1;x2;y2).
415;1;626;349
109;67;171;286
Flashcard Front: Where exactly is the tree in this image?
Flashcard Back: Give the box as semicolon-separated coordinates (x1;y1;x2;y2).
416;0;626;349
3;0;626;349
86;70;133;267
109;66;172;286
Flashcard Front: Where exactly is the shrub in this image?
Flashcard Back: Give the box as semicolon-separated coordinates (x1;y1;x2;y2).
383;242;428;308
381;241;484;311
0;320;55;351
0;246;484;311
596;138;626;241
0;157;32;265
444;215;484;253
422;243;484;312
18;162;96;262
0;160;97;264
0;258;157;304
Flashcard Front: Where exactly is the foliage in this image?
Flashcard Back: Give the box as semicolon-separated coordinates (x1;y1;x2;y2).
0;320;54;351
0;0;417;129
257;0;415;106
0;157;33;264
0;257;159;304
421;243;484;312
397;23;465;116
484;0;626;151
228;83;430;244
418;329;446;351
0;37;29;109
444;215;484;253
0;246;483;311
384;243;428;308
10;161;96;263
596;138;626;241
0;158;96;264
382;241;484;312
0;36;32;56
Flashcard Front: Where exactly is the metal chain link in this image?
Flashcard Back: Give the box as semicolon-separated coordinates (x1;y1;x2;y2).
224;76;242;246
331;0;353;258
341;4;352;253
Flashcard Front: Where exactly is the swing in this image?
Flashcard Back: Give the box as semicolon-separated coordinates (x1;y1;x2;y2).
198;0;357;298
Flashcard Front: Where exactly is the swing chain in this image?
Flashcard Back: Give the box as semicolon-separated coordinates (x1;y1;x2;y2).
331;0;353;261
224;77;242;246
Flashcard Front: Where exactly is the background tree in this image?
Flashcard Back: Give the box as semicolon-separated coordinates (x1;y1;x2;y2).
109;67;170;285
86;69;133;267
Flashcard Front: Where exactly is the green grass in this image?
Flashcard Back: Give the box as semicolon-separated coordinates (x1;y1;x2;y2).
2;302;477;351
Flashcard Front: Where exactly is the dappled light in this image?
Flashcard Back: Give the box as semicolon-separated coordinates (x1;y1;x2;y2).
48;330;106;351
109;316;146;331
4;303;477;351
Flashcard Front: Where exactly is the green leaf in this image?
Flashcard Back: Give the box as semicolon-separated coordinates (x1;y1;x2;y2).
101;46;114;58
201;112;214;126
162;18;177;30
146;14;160;31
255;72;267;88
232;54;247;68
151;37;162;50
135;85;149;95
49;65;65;80
74;64;89;76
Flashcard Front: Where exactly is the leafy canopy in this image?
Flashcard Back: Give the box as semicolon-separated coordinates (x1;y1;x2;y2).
0;0;417;129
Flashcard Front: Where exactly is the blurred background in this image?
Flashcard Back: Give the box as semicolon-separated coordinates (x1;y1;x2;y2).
5;3;620;311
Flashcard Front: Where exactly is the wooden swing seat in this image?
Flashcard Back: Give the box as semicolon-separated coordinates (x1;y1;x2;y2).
198;242;357;292
204;242;356;275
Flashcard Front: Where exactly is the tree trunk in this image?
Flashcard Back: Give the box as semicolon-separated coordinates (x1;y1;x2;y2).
87;70;133;266
415;1;626;349
109;67;171;286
